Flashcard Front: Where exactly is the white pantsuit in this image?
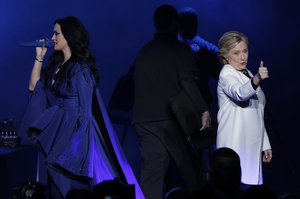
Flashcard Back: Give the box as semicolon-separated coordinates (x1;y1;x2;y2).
216;64;271;185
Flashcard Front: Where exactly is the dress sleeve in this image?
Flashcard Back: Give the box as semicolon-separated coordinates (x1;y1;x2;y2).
18;80;50;144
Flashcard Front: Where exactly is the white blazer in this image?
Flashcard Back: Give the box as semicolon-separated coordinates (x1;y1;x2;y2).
216;64;271;185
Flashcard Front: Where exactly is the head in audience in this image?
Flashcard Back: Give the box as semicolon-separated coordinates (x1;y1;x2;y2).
209;147;241;194
93;179;135;199
242;185;277;199
66;188;92;199
279;193;300;199
164;187;191;199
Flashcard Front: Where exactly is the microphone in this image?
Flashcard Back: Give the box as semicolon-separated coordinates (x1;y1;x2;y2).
19;40;54;48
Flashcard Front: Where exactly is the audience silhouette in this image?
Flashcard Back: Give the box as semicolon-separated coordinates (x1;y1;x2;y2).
192;147;243;199
242;185;277;199
92;179;135;199
65;188;93;199
164;187;191;199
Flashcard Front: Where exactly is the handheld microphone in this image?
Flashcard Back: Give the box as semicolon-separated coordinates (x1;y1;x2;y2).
19;40;54;48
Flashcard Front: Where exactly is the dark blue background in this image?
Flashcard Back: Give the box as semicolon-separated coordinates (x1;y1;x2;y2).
0;0;299;196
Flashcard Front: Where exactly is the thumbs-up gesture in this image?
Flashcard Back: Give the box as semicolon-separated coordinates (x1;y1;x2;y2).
257;61;269;80
253;61;269;86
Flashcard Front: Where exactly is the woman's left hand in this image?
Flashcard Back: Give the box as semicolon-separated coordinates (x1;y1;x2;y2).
253;61;269;86
263;149;272;163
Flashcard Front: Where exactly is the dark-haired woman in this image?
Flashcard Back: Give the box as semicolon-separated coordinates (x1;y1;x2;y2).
19;16;144;199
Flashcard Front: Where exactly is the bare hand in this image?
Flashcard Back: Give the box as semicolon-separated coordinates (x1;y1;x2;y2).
257;60;269;80
200;111;211;131
253;61;269;86
263;149;272;163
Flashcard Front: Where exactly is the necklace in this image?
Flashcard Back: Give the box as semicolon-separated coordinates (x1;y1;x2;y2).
51;64;63;85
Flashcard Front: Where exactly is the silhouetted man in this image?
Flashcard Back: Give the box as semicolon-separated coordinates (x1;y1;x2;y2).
178;7;222;114
133;4;211;199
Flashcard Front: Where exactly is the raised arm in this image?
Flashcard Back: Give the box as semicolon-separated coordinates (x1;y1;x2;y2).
29;44;47;91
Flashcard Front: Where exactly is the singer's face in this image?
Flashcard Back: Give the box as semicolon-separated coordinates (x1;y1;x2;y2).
52;23;68;51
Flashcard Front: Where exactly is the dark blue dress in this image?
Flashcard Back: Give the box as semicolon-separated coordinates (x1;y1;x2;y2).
19;62;144;198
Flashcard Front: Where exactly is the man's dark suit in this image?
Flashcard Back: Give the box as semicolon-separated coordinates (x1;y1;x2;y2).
133;33;209;199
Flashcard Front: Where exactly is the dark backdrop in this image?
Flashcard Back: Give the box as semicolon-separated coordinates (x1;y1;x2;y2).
0;0;299;195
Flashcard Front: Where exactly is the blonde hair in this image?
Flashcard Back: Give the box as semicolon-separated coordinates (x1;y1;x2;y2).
218;31;248;65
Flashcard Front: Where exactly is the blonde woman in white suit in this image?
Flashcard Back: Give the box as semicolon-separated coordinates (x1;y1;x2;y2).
216;31;272;186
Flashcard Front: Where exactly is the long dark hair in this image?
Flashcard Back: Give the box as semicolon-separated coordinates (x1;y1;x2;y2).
44;16;99;87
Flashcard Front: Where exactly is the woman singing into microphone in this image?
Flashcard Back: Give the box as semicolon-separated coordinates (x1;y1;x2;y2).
18;16;144;199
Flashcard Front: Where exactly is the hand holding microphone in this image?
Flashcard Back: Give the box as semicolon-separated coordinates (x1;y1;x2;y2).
19;38;54;48
19;38;54;62
35;39;50;63
19;38;53;63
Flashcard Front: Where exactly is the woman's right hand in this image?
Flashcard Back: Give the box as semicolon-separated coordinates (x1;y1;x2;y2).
29;39;48;91
35;39;48;61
